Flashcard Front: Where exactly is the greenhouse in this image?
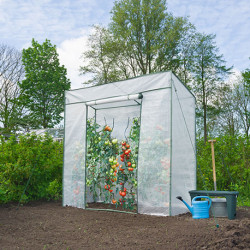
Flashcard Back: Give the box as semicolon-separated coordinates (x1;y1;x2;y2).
63;71;196;216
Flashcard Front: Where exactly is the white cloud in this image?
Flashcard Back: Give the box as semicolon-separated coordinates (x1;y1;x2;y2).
0;0;113;50
57;30;90;90
226;68;242;88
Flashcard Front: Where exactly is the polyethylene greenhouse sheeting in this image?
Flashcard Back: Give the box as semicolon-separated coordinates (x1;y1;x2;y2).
65;72;171;105
63;71;196;216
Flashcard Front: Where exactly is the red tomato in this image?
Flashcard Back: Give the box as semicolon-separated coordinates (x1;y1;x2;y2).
119;191;122;196
112;199;117;204
108;185;110;189
124;188;127;192
125;149;131;155
126;144;130;148
128;167;134;171
120;153;125;158
121;191;126;197
127;162;131;167
122;141;126;146
109;189;113;193
120;158;124;162
104;185;108;190
120;182;123;185
122;146;126;151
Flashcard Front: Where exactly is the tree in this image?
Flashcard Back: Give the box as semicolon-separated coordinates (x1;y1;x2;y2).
110;0;168;74
235;70;249;137
214;84;240;137
20;39;70;129
80;26;125;85
0;44;24;134
80;0;194;85
174;24;197;87
190;33;232;142
242;62;250;95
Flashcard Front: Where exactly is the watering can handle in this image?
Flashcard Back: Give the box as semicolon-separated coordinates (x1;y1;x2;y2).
192;196;212;209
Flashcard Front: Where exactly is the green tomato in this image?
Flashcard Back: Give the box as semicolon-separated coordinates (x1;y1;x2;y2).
110;169;114;173
113;160;117;165
98;137;101;141
105;140;109;145
132;164;136;168
112;139;118;144
109;158;113;163
106;171;109;175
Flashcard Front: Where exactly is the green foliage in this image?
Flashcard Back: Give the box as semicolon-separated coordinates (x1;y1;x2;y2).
80;0;194;85
0;133;63;204
191;33;232;142
197;135;250;206
242;64;250;95
86;118;139;209
20;38;70;129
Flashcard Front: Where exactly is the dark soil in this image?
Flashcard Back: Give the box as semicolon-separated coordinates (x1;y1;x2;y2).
0;201;249;249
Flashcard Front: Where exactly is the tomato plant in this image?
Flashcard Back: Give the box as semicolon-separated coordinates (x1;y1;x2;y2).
86;117;140;210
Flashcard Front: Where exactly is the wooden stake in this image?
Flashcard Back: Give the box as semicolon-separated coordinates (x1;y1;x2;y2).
208;140;217;191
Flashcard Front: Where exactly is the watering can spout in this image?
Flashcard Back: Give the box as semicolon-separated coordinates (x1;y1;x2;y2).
176;196;193;214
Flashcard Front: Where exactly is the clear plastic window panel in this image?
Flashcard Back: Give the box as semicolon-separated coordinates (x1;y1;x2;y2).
63;103;86;208
138;89;171;216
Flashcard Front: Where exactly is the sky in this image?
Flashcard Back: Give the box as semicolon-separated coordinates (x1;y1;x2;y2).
0;0;249;89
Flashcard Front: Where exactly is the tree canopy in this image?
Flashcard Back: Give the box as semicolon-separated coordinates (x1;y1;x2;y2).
80;0;193;85
80;0;235;141
20;39;70;129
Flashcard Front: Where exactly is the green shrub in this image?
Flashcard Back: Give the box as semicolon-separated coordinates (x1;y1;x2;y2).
197;135;250;206
0;133;63;204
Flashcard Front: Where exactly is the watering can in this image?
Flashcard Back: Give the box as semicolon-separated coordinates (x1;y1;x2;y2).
176;196;212;219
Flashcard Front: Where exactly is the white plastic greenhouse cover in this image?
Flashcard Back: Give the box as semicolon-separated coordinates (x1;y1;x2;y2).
63;71;196;216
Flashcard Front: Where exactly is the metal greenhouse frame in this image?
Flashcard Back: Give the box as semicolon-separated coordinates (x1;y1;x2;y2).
63;71;196;216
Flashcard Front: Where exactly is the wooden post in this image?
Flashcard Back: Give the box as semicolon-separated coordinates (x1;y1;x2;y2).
208;140;217;191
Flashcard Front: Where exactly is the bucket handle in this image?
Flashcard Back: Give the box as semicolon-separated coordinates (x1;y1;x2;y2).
192;196;212;209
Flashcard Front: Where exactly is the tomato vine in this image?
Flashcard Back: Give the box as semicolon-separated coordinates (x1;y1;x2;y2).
86;117;140;210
